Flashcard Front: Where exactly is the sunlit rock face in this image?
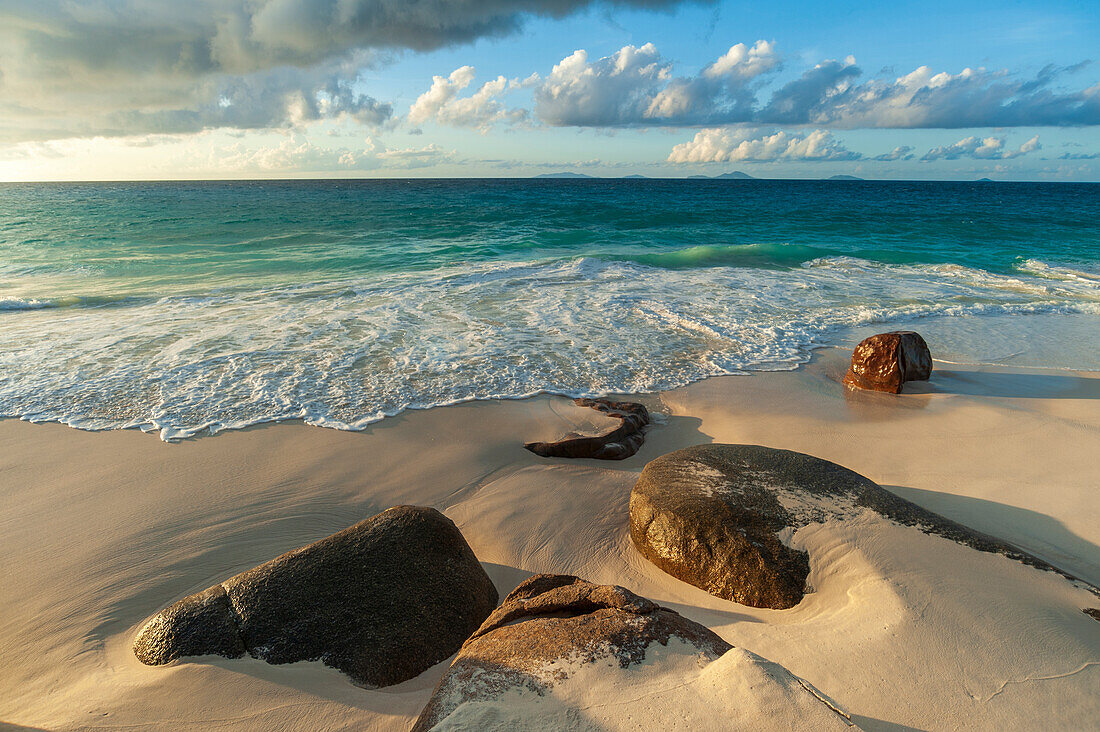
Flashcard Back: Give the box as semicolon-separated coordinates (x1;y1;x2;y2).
843;331;933;394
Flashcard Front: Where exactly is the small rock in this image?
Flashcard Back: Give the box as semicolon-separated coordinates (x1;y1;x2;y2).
133;505;498;688
843;331;932;393
525;397;649;460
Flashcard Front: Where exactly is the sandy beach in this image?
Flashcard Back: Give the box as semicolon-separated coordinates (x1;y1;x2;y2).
1;347;1098;730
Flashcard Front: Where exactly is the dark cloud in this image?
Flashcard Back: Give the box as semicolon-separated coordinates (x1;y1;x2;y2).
0;0;698;141
757;60;860;125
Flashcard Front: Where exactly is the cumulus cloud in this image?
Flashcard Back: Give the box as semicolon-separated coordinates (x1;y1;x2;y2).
0;0;692;142
534;41;779;126
872;145;915;161
501;45;1100;129
785;65;1099;129
407;67;532;131
921;134;1041;161
667;128;860;163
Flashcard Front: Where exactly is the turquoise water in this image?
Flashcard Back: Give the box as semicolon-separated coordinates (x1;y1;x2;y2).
1;179;1098;438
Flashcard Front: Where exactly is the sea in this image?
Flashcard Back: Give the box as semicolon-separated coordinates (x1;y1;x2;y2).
1;178;1097;440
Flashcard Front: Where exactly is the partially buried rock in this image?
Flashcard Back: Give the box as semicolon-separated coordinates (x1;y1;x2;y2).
133;505;498;687
843;330;932;393
525;397;649;460
413;575;725;730
413;574;852;731
631;444;1076;609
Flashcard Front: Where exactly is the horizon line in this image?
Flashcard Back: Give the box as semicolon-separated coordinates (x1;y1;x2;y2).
2;175;1097;184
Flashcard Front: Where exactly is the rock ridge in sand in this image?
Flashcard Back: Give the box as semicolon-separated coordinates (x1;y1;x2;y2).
525;397;649;460
133;505;498;687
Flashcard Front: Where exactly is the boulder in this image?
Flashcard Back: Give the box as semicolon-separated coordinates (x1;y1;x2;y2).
525;397;649;460
133;505;498;688
411;574;731;730
412;574;853;731
843;330;932;393
630;444;1074;609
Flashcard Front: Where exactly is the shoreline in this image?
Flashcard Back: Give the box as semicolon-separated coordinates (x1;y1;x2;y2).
1;348;1098;729
7;307;1100;443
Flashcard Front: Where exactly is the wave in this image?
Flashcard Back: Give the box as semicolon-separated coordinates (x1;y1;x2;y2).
1;254;1097;441
625;243;840;270
0;294;159;312
620;243;938;271
1015;258;1100;284
0;298;53;311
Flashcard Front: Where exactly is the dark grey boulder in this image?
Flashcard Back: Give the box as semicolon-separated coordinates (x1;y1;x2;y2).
412;574;732;731
630;444;1079;609
133;505;498;687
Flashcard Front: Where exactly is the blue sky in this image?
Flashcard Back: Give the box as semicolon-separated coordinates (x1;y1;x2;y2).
1;0;1097;180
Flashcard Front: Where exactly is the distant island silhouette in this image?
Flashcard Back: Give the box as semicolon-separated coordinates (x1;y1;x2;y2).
533;172;596;179
686;171;755;180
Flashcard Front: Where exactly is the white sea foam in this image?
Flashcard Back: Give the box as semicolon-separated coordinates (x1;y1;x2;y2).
0;256;1097;440
0;298;52;311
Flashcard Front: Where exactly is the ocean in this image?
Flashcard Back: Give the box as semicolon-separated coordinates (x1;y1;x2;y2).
1;178;1098;439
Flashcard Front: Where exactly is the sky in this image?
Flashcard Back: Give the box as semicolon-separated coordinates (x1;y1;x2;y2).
1;0;1098;181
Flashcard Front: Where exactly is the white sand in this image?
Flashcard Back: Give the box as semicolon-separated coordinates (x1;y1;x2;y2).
1;348;1098;730
433;641;853;731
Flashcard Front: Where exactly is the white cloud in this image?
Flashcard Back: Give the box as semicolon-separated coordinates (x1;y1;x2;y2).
376;143;456;167
205;136;380;171
535;41;778;126
535;43;671;126
921;134;1041;161
703;41;780;80
472;46;1099;130
872;145;915;161
667;128;860;163
408;67;531;131
753;61;1099;129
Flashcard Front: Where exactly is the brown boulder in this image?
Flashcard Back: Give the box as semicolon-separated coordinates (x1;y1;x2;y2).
843;330;932;393
525;397;649;460
133;505;498;688
411;574;733;731
631;444;1078;610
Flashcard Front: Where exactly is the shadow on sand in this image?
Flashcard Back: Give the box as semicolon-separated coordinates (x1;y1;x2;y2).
913;369;1100;399
883;484;1100;586
848;714;929;731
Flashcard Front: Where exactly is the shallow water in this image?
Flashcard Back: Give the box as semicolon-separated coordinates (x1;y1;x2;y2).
1;179;1097;438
